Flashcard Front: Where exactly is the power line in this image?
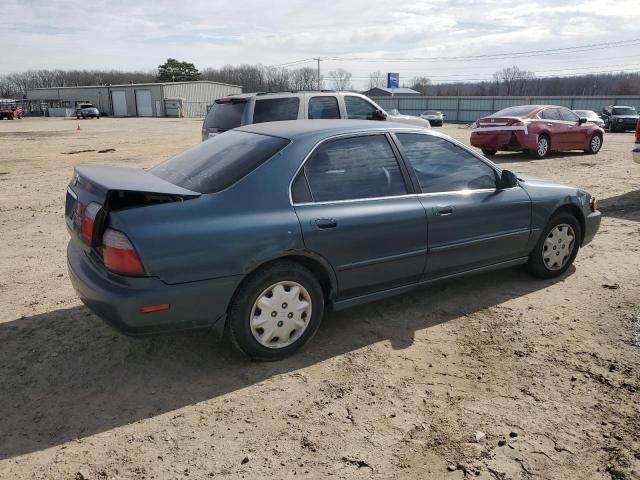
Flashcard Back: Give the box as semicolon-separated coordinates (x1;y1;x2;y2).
324;38;640;63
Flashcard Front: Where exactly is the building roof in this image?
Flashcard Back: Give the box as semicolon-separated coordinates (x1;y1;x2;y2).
364;87;421;95
27;80;241;91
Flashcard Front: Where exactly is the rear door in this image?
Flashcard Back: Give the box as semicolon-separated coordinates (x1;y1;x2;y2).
292;133;428;298
393;132;531;278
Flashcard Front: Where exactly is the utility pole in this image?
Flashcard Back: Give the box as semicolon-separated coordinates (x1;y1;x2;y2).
314;57;322;90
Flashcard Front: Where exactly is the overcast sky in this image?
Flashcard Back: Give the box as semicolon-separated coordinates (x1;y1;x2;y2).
3;0;640;88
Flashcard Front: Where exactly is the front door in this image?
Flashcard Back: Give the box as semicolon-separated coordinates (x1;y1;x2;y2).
292;134;428;298
393;132;532;278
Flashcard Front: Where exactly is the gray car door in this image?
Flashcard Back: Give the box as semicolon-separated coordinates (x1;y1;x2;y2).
292;133;428;298
393;132;532;278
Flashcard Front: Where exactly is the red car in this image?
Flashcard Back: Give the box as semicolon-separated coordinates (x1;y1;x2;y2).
471;105;604;158
0;102;23;120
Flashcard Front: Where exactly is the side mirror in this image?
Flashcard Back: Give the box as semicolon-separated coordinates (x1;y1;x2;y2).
373;110;387;121
497;169;518;190
579;117;587;124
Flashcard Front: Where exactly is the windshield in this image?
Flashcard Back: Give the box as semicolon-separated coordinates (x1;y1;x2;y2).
80;104;94;109
150;130;289;193
491;105;537;117
204;99;248;131
612;107;637;116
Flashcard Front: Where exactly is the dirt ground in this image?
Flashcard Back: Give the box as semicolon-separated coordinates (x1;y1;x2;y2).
0;117;638;480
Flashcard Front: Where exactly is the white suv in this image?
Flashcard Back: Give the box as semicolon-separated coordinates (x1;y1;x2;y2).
202;91;430;140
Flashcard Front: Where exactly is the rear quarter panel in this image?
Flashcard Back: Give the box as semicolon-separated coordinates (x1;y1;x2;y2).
108;142;316;285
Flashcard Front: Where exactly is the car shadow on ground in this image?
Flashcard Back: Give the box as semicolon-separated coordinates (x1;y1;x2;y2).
599;189;640;222
0;266;573;460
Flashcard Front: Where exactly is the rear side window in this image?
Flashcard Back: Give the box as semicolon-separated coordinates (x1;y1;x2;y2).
150;130;289;193
204;100;247;131
344;96;379;120
396;133;497;193
301;135;407;202
253;98;300;123
540;108;561;120
308;96;340;119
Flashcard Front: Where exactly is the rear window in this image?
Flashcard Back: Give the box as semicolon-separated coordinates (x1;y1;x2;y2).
253;98;300;123
491;105;537;117
150;130;290;193
204;99;248;131
612;107;637;115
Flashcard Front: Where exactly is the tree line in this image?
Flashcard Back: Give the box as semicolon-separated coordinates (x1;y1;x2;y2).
1;60;639;98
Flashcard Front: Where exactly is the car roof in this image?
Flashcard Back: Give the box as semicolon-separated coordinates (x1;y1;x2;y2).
236;119;427;140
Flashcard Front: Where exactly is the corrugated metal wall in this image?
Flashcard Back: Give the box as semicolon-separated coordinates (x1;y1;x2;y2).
372;95;640;123
161;81;242;117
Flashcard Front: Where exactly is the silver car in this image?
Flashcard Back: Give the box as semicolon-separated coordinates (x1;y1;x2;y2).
420;110;444;126
76;103;100;119
202;91;431;141
574;110;604;128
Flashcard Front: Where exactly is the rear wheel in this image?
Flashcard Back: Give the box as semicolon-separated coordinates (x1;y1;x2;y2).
482;148;498;156
585;133;602;154
227;260;325;361
527;213;581;278
531;134;550;159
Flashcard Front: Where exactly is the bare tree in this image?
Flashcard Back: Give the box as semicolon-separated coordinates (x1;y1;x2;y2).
493;66;535;96
410;76;431;95
368;71;385;90
329;68;352;91
290;67;319;91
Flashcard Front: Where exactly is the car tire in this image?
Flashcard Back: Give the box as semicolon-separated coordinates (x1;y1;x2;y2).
482;148;498;156
585;133;603;154
97;116;100;119
227;260;325;361
531;134;550;159
527;212;581;279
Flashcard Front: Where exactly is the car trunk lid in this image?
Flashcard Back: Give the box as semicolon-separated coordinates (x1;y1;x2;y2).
65;165;200;257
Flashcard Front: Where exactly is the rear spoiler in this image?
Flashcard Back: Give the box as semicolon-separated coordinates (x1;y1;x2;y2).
74;165;201;198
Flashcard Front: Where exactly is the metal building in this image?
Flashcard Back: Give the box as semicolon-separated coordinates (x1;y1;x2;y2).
26;81;242;117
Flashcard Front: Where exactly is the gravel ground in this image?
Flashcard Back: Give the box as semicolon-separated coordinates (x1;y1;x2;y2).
0;117;638;480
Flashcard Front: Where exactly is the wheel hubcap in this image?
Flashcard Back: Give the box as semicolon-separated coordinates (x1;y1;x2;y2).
250;281;312;349
538;137;548;156
542;224;575;271
591;135;601;152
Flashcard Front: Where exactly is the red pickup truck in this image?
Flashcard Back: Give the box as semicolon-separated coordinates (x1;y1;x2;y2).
0;102;23;120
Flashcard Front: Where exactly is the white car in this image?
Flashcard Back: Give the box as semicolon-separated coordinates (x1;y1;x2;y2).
202;92;430;140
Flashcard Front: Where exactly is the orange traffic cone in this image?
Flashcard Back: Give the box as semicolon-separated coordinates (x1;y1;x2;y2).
76;119;81;130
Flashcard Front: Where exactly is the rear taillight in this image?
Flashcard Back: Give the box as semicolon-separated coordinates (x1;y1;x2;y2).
635;119;640;143
82;202;102;244
102;228;145;276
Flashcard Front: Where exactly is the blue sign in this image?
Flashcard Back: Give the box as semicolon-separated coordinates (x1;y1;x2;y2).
387;72;399;89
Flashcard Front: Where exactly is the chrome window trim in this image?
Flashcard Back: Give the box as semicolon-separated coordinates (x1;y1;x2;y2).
287;128;506;207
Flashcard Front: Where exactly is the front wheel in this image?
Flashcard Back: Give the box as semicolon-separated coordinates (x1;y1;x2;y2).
530;134;550;159
585;133;602;154
527;213;581;278
227;261;325;361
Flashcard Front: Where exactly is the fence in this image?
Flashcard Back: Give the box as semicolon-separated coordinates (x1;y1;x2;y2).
370;95;640;124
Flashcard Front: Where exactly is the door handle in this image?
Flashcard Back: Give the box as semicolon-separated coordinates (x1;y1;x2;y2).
314;218;338;229
546;123;554;126
435;206;453;216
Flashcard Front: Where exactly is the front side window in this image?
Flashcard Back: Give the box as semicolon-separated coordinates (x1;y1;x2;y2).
344;96;379;120
540;108;561;120
253;98;300;123
308;96;340;119
300;135;407;202
396;133;498;193
559;108;579;122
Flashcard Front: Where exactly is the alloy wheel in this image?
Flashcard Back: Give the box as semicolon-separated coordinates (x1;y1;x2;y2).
537;137;549;157
591;135;601;152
